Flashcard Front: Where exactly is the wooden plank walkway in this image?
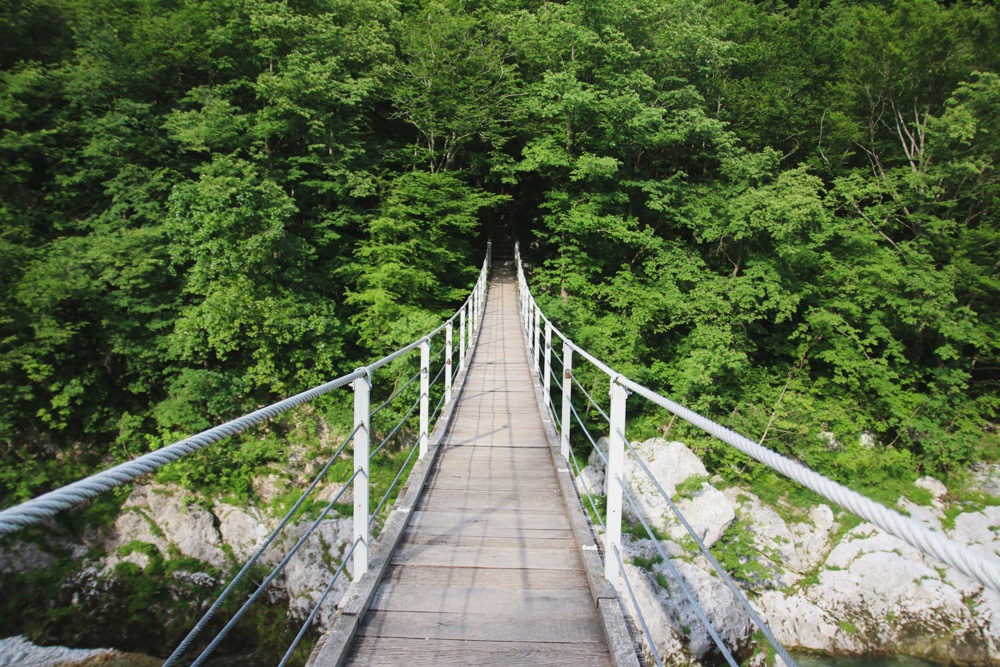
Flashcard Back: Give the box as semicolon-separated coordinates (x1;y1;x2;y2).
343;266;613;666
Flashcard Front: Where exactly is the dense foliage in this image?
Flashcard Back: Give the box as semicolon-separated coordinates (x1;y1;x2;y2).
2;0;998;509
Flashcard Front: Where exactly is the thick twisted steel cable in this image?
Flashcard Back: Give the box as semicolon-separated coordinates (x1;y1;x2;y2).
192;468;360;666
618;380;1000;594
615;475;739;666
370;394;421;460
571;372;611;423
621;433;795;666
163;422;362;666
369;441;420;527
0;368;366;538
276;537;361;667
371;368;421;418
612;544;665;667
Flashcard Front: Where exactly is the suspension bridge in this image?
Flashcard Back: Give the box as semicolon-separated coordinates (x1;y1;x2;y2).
1;242;999;666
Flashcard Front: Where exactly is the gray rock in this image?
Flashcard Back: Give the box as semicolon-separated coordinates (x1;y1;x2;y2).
589;437;610;471
969;464;1000;498
0;635;116;667
762;521;998;662
215;503;274;564
915;476;948;503
278;516;354;627
0;541;56;574
950;505;1000;559
106;483;228;569
623;439;734;548
575;465;605;497
724;488;834;582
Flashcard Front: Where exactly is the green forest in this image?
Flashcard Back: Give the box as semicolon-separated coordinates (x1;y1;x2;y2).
2;0;999;514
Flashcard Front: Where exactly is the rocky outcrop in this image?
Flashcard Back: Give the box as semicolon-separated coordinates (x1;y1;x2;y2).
98;482;355;627
1;479;355;655
582;440;1000;665
0;635;159;667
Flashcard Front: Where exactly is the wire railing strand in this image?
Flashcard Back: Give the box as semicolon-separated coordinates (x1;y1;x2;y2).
276;537;361;667
621;432;793;662
615;474;738;666
370;395;420;460
515;244;1000;596
369;441;420;527
612;544;664;667
371;368;421;418
192;468;360;666
163;422;362;666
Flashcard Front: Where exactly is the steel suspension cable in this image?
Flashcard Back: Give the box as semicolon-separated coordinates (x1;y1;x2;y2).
517;246;1000;595
570;372;611;423
612;544;665;667
0;368;366;537
369;441;420;527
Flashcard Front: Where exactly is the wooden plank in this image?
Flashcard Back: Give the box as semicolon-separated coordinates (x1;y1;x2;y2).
398;530;577;550
408;510;570;531
380;564;589;589
370;583;594;614
392;544;582;570
346;637;611;667
355;609;605;643
315;270;623;666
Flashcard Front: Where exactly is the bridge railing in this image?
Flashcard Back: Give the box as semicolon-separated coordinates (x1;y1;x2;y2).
514;242;1000;665
0;243;491;665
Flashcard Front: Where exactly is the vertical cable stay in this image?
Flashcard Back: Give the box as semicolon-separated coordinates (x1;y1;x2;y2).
277;536;362;667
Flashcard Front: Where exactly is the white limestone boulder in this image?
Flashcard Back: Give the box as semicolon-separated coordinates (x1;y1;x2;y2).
106;483;228;570
575;464;605;497
623;439;734;547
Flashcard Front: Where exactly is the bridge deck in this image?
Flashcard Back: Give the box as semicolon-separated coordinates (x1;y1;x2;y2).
344;267;612;665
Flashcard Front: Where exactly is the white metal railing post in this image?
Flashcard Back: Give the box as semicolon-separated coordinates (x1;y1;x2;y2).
561;341;573;460
469;292;475;348
459;307;466;371
445;321;453;405
527;301;535;364
606;377;628;582
419;337;430;458
353;372;371;575
543;322;553;408
533;307;542;375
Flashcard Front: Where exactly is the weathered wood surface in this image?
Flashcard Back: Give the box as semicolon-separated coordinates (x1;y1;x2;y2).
343;267;612;666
